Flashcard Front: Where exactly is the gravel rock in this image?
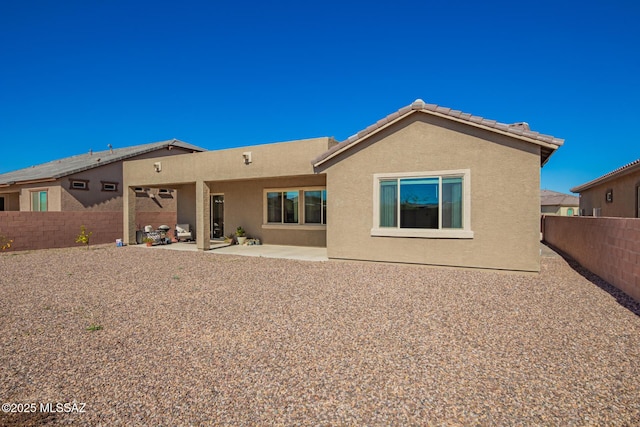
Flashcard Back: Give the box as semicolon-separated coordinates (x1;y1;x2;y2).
1;244;639;425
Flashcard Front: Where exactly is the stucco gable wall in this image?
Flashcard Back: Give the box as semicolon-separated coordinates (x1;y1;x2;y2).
60;148;189;211
578;169;640;217
321;114;541;272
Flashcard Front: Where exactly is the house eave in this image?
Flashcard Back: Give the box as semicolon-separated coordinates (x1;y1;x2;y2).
13;178;58;186
571;160;640;193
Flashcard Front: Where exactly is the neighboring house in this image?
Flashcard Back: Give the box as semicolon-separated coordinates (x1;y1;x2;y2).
123;99;563;272
571;158;640;217
0;139;204;213
540;189;579;216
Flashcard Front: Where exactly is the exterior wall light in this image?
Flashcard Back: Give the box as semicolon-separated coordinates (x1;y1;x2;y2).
242;152;252;164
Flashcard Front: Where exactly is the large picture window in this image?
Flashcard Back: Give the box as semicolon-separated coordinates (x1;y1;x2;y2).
373;170;472;239
264;187;326;226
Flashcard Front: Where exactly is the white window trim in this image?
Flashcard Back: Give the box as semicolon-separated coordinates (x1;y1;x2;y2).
262;186;327;228
371;169;473;239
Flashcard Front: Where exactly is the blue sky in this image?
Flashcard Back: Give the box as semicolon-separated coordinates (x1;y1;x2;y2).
1;0;639;193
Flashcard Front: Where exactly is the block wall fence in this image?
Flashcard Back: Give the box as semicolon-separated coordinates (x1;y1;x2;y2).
542;215;640;302
0;211;176;251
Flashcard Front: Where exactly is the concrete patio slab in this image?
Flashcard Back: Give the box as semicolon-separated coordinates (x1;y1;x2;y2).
211;243;328;261
134;241;328;261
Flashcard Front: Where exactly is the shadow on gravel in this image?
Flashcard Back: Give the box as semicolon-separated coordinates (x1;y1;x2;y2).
543;242;640;317
0;411;59;426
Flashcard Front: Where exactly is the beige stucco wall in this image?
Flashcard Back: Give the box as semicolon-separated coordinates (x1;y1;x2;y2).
123;138;332;247
210;175;326;246
123;138;331;186
16;183;62;211
578;168;640;217
2;146;193;212
318;113;542;272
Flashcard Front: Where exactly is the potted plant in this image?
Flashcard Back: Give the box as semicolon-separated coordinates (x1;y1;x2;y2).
236;226;247;245
142;237;154;247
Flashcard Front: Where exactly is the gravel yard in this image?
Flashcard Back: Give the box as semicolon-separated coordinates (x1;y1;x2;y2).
1;244;639;426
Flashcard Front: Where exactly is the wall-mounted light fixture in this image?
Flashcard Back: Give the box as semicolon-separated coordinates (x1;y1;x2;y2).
154;162;162;173
605;189;613;203
242;152;252;165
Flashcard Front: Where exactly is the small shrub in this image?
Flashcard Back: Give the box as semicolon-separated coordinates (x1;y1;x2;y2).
0;232;13;251
75;225;93;249
86;324;103;332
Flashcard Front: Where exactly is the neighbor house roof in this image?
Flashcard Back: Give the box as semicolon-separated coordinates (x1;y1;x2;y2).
540;189;579;207
313;99;564;167
0;139;205;186
570;158;640;193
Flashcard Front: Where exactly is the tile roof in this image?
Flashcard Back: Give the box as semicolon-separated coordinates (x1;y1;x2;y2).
540;189;579;206
313;99;564;167
0;139;205;185
570;158;640;193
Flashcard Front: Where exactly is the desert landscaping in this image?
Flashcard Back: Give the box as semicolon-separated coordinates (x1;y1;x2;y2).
1;244;639;425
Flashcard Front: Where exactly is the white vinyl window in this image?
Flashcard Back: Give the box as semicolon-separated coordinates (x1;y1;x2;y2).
372;170;473;238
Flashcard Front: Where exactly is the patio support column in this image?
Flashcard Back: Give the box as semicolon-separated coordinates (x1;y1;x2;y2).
123;186;137;245
196;180;211;251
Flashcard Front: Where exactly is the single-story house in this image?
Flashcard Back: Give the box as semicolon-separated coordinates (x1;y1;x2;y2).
123;99;563;272
0;139;204;214
541;189;579;216
571;158;640;218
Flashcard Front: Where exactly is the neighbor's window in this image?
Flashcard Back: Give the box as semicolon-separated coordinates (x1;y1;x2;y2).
69;179;89;190
102;181;118;192
373;170;472;238
265;187;327;225
31;191;48;212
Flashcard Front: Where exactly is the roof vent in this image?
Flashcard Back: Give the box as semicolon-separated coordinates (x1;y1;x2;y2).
509;122;530;131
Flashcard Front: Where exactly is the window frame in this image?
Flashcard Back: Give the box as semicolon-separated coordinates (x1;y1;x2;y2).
262;187;327;230
101;181;118;192
69;179;89;191
371;169;473;239
30;190;48;212
303;189;327;225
